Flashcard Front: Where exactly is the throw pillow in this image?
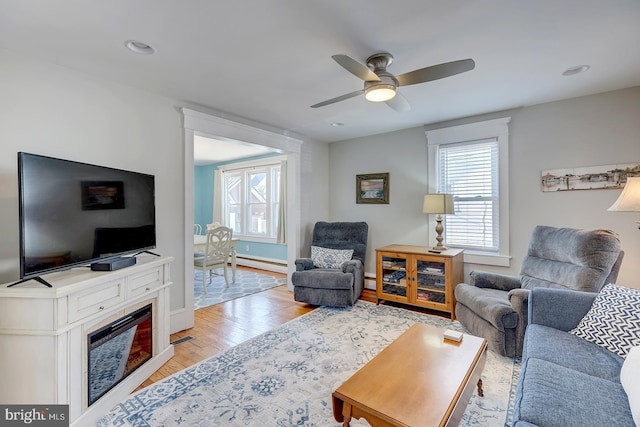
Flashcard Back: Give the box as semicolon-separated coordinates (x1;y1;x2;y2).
569;283;640;357
311;246;354;269
621;346;640;425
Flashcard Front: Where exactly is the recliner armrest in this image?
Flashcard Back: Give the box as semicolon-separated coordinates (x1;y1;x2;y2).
341;259;362;274
528;287;597;332
469;270;522;291
295;258;314;271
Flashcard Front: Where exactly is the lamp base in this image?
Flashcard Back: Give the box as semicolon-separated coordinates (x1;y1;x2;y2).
432;245;448;251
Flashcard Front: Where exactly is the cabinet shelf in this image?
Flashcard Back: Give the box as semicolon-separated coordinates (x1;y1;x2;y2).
376;245;464;320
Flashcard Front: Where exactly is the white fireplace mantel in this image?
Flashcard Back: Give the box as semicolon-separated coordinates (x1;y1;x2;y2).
0;255;174;426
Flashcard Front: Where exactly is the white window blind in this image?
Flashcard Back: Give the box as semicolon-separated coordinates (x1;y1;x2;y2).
437;138;499;250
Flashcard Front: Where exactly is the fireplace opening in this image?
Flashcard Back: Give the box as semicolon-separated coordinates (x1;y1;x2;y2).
87;304;152;406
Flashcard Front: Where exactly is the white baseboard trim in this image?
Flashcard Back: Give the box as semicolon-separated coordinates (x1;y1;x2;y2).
236;255;288;274
364;276;376;291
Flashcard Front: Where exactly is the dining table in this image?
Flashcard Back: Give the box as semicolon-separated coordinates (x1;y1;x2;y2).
194;234;239;282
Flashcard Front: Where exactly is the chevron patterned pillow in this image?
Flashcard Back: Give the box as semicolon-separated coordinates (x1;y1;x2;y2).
310;246;354;269
570;283;640;358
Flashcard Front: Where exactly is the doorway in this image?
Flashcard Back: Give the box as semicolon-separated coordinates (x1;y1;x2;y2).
178;108;302;333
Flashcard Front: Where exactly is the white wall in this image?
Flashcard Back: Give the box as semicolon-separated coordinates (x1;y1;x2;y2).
0;49;186;316
328;126;430;273
0;48;330;333
329;87;640;288
298;140;330;255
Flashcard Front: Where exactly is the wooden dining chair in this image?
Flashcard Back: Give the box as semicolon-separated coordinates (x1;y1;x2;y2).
194;226;233;292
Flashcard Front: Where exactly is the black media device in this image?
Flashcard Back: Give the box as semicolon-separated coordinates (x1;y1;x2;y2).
90;256;137;271
14;152;156;286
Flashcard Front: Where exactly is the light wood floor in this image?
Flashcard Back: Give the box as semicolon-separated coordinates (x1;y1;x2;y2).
138;267;419;389
140;268;311;388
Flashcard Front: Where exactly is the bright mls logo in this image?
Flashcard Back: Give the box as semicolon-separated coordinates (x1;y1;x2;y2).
1;405;68;426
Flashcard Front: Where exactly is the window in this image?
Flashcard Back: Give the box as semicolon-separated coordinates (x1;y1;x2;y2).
426;117;511;266
220;159;282;242
437;138;498;250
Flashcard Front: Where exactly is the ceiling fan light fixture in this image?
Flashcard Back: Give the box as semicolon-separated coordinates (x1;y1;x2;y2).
364;84;396;102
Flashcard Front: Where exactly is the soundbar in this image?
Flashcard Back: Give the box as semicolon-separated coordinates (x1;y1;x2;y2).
91;256;137;272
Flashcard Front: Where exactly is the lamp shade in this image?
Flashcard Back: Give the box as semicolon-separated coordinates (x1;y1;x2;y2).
608;177;640;212
423;194;455;214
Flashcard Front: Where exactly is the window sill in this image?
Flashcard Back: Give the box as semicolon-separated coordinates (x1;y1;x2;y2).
234;235;280;244
462;250;511;267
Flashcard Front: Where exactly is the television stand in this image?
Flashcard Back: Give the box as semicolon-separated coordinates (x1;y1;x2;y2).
0;256;174;426
7;276;53;288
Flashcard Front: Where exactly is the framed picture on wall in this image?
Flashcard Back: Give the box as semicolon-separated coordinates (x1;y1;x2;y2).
356;173;389;204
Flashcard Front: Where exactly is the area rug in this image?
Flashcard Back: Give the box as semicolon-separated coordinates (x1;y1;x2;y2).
194;268;287;310
99;301;519;427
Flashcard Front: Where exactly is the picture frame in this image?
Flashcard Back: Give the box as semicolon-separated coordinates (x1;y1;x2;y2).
356;173;389;204
541;162;639;192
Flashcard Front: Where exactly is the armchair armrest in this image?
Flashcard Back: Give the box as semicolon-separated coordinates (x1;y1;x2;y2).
295;258;314;271
528;288;597;332
469;270;522;291
341;259;362;274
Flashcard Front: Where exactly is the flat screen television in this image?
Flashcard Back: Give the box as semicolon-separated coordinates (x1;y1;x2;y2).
17;152;156;283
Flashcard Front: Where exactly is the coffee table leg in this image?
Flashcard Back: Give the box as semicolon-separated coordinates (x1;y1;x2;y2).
477;378;484;397
342;402;352;427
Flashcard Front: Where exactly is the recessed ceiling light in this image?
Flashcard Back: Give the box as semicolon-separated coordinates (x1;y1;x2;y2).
562;65;590;76
124;40;155;55
331;122;344;127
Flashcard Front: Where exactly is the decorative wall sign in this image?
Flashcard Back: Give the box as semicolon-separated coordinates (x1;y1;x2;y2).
541;163;640;192
356;173;389;204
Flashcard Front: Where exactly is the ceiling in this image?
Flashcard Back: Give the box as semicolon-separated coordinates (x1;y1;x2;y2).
193;135;277;165
1;0;639;149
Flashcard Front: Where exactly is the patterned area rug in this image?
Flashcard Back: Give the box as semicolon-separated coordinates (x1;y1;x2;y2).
194;268;287;310
99;301;519;427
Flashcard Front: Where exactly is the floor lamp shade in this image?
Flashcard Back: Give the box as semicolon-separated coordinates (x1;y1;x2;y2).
608;177;640;229
423;194;455;250
608;177;640;212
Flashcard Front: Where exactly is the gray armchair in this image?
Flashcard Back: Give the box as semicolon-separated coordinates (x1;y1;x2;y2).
454;226;624;357
292;221;368;307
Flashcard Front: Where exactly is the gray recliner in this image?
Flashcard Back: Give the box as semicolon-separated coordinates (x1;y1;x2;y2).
454;225;624;357
292;221;368;307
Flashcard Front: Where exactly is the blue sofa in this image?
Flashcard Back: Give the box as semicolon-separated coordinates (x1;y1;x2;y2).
512;287;634;427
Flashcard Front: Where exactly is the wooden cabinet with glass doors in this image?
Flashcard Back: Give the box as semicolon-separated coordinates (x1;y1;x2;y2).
376;245;464;319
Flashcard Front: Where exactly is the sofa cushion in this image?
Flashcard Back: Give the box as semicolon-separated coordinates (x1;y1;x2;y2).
310;246;353;269
621;346;640;426
524;324;624;382
514;357;634;427
291;269;354;290
569;283;640;357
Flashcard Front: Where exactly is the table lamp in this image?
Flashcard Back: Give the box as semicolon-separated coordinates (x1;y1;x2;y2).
608;177;640;229
423;193;455;250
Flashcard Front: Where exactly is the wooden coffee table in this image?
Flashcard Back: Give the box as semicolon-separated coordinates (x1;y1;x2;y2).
332;323;487;427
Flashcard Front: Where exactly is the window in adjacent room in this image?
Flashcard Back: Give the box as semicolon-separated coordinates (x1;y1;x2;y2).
426;117;511;266
219;157;283;243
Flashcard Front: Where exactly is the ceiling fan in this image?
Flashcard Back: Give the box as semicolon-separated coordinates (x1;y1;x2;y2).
310;53;475;112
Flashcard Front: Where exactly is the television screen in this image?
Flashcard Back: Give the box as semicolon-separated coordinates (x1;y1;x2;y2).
18;152;156;279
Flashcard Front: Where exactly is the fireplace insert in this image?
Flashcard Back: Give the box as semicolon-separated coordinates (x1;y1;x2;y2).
87;304;152;405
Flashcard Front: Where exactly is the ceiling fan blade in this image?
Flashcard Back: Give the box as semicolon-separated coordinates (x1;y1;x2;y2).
385;91;411;112
310;90;363;108
332;54;381;82
396;58;475;87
